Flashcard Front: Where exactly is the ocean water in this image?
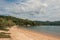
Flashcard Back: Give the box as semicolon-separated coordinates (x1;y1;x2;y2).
25;26;60;37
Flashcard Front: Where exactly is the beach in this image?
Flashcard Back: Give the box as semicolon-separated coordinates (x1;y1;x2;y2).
0;26;60;40
10;26;60;40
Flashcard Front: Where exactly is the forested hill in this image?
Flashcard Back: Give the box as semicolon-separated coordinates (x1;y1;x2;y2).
34;21;60;26
0;15;60;28
0;15;38;28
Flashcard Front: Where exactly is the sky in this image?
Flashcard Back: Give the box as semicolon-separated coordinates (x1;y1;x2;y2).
0;0;60;21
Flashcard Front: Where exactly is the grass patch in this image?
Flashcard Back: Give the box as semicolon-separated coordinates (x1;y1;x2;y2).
0;27;9;31
0;32;11;38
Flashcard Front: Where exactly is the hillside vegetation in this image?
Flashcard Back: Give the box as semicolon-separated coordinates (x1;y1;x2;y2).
0;15;38;28
0;15;60;29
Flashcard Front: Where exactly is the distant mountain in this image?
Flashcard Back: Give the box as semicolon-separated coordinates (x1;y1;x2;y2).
34;21;60;26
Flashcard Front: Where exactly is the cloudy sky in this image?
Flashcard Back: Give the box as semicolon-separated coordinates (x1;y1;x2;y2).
0;0;60;21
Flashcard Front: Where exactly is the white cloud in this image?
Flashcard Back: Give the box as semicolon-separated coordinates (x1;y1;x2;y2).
0;0;60;21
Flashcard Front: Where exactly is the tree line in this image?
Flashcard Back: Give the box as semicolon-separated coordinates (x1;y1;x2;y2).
0;15;38;28
0;15;60;29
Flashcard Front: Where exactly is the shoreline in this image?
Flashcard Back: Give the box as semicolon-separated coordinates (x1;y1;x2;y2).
18;26;60;39
0;26;60;40
17;26;60;40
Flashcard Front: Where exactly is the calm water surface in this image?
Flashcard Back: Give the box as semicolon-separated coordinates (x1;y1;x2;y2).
25;26;60;37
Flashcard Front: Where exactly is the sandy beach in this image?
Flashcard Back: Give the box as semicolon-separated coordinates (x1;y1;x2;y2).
0;26;60;40
10;26;60;40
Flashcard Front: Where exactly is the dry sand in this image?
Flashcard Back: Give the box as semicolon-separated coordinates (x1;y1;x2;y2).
0;38;10;40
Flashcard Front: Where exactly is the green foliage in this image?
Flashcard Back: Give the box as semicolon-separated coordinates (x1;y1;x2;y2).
0;16;16;30
0;15;60;28
0;15;38;27
0;27;9;31
0;32;11;38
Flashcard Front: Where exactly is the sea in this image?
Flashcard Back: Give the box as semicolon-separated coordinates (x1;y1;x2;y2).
24;26;60;37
